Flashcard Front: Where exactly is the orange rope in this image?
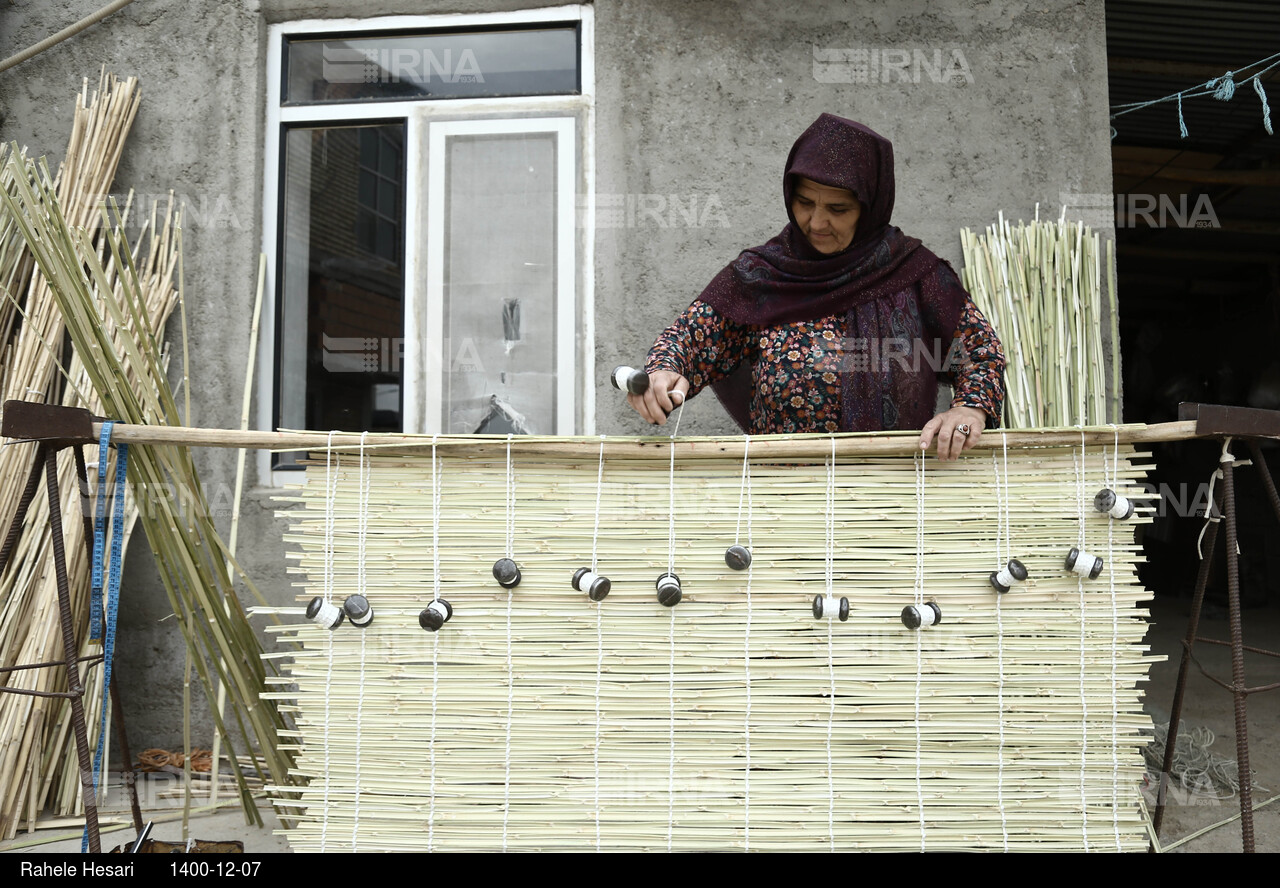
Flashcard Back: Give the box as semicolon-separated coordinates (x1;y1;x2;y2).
137;747;214;772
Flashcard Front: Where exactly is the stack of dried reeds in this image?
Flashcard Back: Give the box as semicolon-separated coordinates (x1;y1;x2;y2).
0;72;143;837
960;209;1121;428
0;72;293;834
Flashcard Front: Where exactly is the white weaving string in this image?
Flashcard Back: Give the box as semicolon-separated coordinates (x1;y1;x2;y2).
320;431;338;852
591;437;606;574
322;431;340;606
734;434;750;546
667;602;676;853
503;450;515;852
351;432;370;851
740;435;753;850
505;434;515;558
825;437;836;852
666;401;684;576
592;436;605;851
665;402;683;852
427;437;440;852
993;435;1010;850
501;438;517;849
914;447;926;852
1074;436;1090;851
1197;438;1248;559
356;431;369;596
1107;426;1121;851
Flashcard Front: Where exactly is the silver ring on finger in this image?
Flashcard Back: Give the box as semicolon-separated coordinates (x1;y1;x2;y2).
956;423;971;437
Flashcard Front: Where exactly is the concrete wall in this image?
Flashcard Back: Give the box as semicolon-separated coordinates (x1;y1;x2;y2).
0;0;1115;750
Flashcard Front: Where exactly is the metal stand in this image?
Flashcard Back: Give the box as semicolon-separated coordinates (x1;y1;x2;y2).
0;402;143;852
1151;404;1280;853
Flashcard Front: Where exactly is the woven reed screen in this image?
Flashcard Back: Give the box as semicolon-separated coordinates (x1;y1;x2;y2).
263;435;1158;851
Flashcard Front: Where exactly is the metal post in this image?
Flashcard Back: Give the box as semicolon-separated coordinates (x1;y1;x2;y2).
1150;481;1220;844
43;447;101;853
1220;451;1254;852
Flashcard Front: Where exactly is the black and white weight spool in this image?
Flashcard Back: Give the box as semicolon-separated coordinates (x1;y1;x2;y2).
1065;547;1104;579
610;365;650;396
343;594;374;628
988;558;1028;594
418;598;454;632
573;567;611;602
901;601;942;630
656;571;682;607
812;594;849;622
724;544;752;571
1093;488;1135;520
492;557;522;589
306;596;345;630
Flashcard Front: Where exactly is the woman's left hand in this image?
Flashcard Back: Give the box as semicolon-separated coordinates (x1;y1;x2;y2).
918;406;987;461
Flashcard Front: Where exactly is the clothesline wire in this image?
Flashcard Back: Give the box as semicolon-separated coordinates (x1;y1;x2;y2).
1110;50;1279;139
1110;50;1280;117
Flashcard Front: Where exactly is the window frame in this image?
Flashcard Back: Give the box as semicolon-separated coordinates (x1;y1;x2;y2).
260;6;595;488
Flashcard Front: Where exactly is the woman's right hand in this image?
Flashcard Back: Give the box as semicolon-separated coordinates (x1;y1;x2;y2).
627;369;691;426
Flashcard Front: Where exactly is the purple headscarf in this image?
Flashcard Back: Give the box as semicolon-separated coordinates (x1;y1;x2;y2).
699;113;969;432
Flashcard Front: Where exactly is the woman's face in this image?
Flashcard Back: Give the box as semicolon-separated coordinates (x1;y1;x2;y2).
791;177;862;254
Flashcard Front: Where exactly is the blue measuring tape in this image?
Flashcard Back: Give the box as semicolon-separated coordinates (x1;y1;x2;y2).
82;421;128;853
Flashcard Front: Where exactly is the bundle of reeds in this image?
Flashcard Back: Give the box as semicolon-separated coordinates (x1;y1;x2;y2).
262;432;1159;851
0;150;36;384
0;73;144;836
0;77;293;831
960;210;1121;428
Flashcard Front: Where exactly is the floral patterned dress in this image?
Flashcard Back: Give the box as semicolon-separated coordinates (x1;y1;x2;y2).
645;296;1005;435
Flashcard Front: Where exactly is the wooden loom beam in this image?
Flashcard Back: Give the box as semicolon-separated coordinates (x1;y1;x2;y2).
66;418;1205;459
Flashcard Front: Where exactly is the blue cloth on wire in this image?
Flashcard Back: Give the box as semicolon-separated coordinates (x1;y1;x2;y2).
82;421;128;853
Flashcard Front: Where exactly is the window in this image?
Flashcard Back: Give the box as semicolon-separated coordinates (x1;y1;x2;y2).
262;8;594;481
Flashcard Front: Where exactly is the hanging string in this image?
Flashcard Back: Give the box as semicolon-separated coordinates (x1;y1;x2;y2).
1074;435;1090;851
356;432;369;601
992;436;1010;851
503;490;515;852
431;437;442;604
667;599;676;853
591;436;606;574
83;425;128;853
740;435;753;851
826;439;836;602
665;400;685;577
427;436;440;853
913;446;926;852
592;435;605;851
499;432;519;850
323;431;340;607
825;437;837;852
351;432;370;852
1211;71;1236;102
320;431;339;853
1107;426;1122;852
734;435;751;547
1109;50;1280;139
1198;437;1249;559
1254;77;1274;135
505;434;516;559
664;399;684;853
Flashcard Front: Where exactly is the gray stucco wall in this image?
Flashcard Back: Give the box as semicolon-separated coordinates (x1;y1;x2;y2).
0;0;1115;750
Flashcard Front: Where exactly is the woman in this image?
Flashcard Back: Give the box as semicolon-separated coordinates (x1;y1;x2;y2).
628;113;1004;460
